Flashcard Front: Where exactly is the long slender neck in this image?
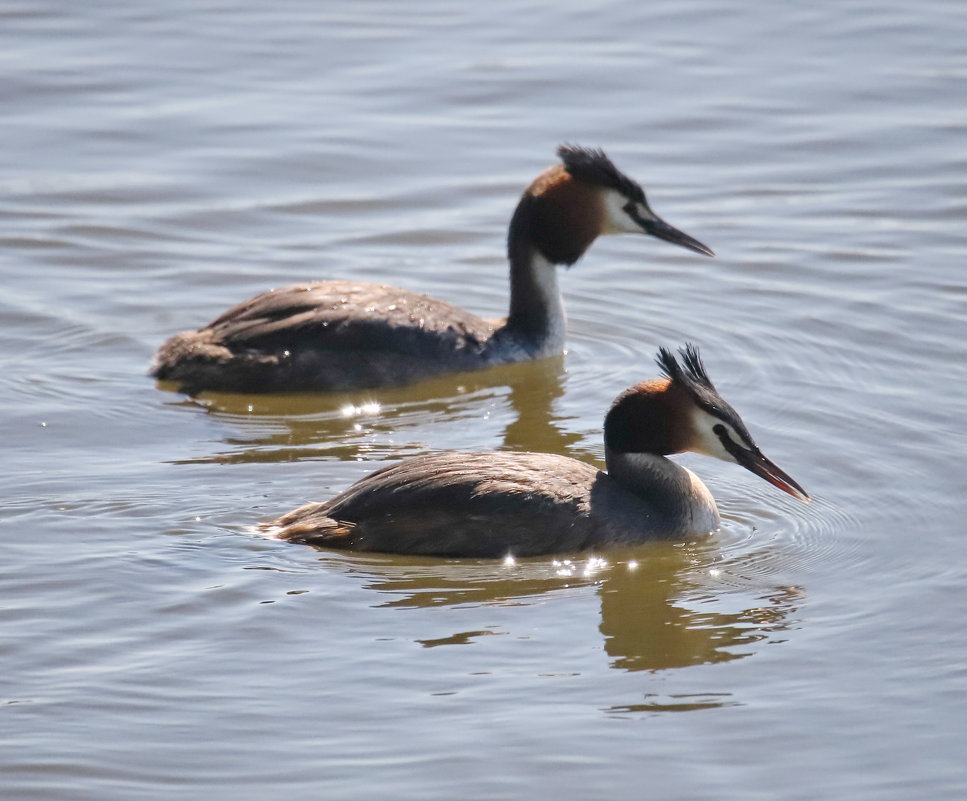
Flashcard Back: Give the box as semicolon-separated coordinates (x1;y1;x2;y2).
497;183;598;357
502;243;566;355
605;448;720;535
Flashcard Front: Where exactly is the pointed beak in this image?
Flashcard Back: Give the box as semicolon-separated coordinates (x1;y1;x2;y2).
735;448;810;502
641;214;715;257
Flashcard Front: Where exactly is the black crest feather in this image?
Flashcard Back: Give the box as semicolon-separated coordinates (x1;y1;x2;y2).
656;344;754;442
656;343;717;394
557;144;645;202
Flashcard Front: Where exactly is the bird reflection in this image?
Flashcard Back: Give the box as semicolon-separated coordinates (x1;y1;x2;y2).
293;538;803;674
166;355;580;465
597;546;803;671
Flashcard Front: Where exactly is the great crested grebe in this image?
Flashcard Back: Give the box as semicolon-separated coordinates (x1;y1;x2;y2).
269;345;809;558
151;146;713;394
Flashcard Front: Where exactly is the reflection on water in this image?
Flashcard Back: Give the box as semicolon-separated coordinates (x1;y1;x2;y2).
598;544;804;672
295;536;803;676
604;693;741;715
417;629;505;648
166;355;593;464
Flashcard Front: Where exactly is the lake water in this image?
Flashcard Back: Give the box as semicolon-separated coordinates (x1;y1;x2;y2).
3;1;966;799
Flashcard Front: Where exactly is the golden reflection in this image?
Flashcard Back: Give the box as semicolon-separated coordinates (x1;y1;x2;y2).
166;355;581;465
304;538;804;673
596;542;803;672
325;551;584;609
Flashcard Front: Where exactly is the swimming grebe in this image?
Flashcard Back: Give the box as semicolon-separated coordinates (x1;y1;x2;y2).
269;345;808;557
151;146;713;394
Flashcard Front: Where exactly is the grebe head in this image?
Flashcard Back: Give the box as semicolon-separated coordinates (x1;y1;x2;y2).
509;145;714;268
604;344;809;501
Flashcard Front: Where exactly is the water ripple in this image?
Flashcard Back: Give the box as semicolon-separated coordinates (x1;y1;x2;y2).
715;492;863;583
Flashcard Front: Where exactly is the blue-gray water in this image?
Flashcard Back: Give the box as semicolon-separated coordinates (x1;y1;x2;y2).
2;1;965;799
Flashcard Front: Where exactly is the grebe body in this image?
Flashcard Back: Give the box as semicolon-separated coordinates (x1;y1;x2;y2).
152;146;712;394
269;346;808;557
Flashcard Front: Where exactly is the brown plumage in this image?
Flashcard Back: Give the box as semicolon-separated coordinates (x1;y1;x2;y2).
271;451;661;558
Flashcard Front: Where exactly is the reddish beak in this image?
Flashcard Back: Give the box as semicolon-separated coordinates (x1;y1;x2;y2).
737;448;810;502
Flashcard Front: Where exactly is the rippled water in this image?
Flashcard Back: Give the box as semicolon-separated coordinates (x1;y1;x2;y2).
3;1;966;799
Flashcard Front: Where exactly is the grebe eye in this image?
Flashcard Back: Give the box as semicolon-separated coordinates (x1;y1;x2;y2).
712;423;747;461
713;422;734;449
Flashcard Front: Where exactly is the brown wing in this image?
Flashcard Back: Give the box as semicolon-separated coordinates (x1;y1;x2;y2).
152;280;502;391
207;281;494;357
273;451;608;557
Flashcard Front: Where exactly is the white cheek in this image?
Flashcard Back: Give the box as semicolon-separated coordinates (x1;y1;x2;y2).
601;190;649;234
690;411;739;464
